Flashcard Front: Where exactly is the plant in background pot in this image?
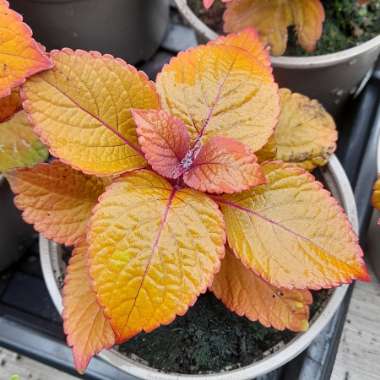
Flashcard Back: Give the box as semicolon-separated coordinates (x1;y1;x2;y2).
203;0;325;56
176;0;380;117
1;0;369;374
0;0;51;271
203;0;372;56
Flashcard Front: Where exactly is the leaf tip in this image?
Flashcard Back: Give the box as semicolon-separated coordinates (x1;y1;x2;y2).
357;265;371;283
203;0;215;9
299;320;310;332
72;353;90;375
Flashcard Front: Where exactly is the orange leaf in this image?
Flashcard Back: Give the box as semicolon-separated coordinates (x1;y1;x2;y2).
0;110;48;172
211;249;312;331
88;169;225;341
183;136;266;194
0;0;52;97
63;241;115;374
224;0;325;56
0;89;22;121
217;161;369;289
22;49;160;176
292;0;325;52
372;177;380;211
259;88;337;170
156;35;279;154
212;28;271;69
203;0;232;9
132;109;190;179
132;109;264;192
6;161;109;245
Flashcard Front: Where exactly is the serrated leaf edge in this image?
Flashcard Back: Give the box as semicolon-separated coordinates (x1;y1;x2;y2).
0;0;53;98
86;169;226;343
20;48;159;177
214;161;369;290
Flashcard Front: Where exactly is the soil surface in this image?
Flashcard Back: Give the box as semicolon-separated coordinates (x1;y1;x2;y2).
188;0;380;56
119;290;329;374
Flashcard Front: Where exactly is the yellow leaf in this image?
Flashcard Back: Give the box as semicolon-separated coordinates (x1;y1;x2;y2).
88;170;225;341
217;161;369;289
0;0;52;97
156;37;279;153
22;49;160;176
63;241;115;374
224;0;325;56
372;177;380;211
211;249;312;331
0;110;47;172
258;89;337;170
7;160;109;245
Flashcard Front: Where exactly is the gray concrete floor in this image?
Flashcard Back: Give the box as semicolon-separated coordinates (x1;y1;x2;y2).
332;211;380;380
0;347;78;380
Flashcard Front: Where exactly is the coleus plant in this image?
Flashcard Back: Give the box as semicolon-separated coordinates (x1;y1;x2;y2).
203;0;369;56
0;0;369;375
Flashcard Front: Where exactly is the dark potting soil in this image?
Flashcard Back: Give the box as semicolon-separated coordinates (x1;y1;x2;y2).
188;0;380;56
119;290;329;375
288;0;380;56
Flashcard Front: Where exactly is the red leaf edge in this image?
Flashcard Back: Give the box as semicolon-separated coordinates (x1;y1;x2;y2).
213;162;370;290
0;0;53;98
20;48;159;176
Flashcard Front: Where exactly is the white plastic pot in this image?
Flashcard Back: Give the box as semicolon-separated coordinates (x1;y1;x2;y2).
0;175;33;271
39;154;357;380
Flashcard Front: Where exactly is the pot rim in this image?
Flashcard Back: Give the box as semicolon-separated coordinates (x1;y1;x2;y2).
175;0;380;69
377;131;380;173
39;154;356;380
